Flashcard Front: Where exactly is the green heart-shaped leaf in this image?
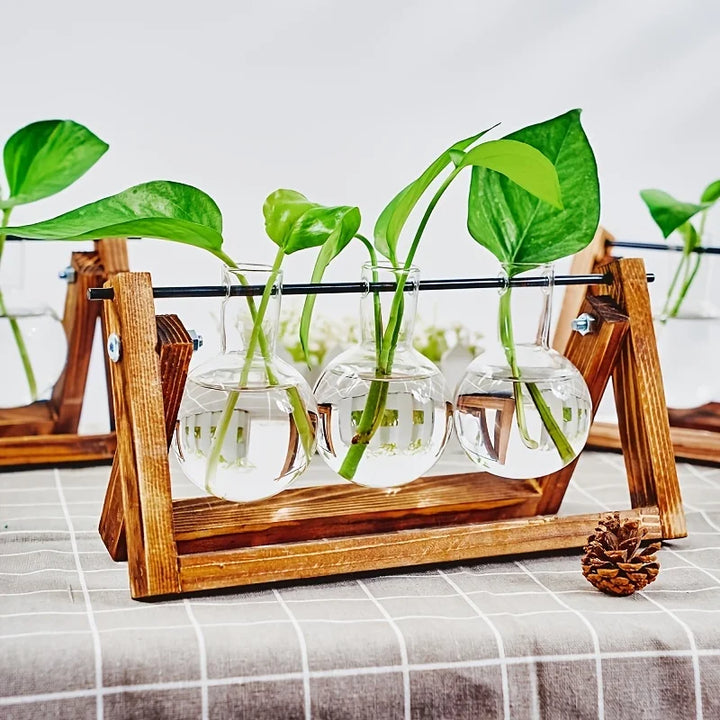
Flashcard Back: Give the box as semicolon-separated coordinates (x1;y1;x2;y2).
640;189;708;239
2;180;226;258
263;189;315;247
284;204;359;254
467;109;599;275
2;120;108;208
374;127;497;265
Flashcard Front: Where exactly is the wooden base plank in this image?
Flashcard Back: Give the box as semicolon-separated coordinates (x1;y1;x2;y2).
173;507;661;596
0;432;116;469
172;472;543;554
589;421;720;466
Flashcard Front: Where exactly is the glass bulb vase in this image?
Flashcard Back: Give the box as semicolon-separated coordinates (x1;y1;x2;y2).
652;234;720;409
174;265;318;503
453;263;592;479
314;263;452;488
0;239;67;409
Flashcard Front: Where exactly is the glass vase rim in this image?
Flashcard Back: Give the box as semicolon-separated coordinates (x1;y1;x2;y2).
361;261;420;275
223;262;282;276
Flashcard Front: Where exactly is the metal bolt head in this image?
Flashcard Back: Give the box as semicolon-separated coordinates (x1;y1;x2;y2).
107;333;122;363
188;330;204;352
571;313;596;336
58;266;77;283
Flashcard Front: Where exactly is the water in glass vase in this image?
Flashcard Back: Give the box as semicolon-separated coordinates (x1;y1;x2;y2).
314;362;450;488
176;374;316;502
454;347;592;479
173;264;317;503
0;308;68;408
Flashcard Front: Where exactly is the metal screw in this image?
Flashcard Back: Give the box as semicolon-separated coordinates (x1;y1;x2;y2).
58;266;77;283
188;330;204;352
107;333;122;363
571;313;596;336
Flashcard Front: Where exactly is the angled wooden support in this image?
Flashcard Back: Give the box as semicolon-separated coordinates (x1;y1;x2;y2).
100;259;685;600
556;228;720;465
0;238;128;469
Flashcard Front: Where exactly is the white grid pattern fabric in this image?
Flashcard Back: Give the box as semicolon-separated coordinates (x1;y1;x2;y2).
1;452;719;719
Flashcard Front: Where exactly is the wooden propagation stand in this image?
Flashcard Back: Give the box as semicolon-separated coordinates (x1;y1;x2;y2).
556;228;720;464
98;259;685;600
0;239;128;469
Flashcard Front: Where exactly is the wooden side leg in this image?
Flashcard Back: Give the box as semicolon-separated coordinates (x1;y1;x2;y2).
99;314;193;561
101;272;182;598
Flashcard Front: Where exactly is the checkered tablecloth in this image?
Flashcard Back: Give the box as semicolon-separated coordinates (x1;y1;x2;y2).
1;451;719;720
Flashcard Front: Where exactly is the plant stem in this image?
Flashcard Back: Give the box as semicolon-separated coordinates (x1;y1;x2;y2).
498;288;537;449
498;286;574;464
338;168;461;480
204;247;314;490
0;207;39;403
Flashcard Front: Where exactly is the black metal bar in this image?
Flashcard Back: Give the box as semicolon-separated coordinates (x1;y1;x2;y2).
609;239;720;255
87;272;654;301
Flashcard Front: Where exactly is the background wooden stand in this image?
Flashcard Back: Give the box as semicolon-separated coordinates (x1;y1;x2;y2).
0;239;128;469
556;228;720;464
98;260;685;600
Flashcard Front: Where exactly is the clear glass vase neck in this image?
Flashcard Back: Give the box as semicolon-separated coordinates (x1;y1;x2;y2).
222;264;282;357
499;262;554;349
360;263;419;351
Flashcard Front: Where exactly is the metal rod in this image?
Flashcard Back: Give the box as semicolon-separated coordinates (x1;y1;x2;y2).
609;239;720;255
87;272;654;301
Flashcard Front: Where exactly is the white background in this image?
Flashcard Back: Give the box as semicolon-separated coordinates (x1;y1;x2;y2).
2;0;719;429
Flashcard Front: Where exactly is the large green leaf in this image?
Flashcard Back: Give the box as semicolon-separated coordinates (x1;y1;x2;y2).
298;206;361;364
467;109;600;275
2;180;226;258
373;128;496;265
457;139;562;209
284;204;360;254
640;189;708;239
263;189;315;246
2;120;108;208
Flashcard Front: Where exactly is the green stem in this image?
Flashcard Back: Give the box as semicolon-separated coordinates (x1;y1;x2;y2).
338;168;461;480
660;250;689;320
669;251;702;318
204;247;314;490
498;288;537;449
498;286;574;464
0;207;39;403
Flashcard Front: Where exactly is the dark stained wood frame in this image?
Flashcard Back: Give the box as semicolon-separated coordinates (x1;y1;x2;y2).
555;227;720;465
0;239;128;469
98;261;685;600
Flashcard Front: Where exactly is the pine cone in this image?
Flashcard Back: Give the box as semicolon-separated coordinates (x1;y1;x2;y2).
581;512;661;596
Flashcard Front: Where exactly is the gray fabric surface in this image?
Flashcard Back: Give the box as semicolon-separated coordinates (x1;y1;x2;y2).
1;452;719;719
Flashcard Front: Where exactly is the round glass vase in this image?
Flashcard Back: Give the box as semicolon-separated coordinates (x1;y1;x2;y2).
0;238;68;409
174;265;318;503
313;263;452;488
652;234;720;409
453;263;592;479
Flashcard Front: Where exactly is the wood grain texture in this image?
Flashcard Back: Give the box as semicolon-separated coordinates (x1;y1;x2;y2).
172;472;543;554
95;238;129;432
536;293;629;514
589;421;720;466
0;402;55;437
0;432;115;469
0;240;124;468
99;314;193;561
552;226;614;353
174;507;662;595
50;252;105;432
600;258;686;539
104;273;180;598
667;402;720;434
